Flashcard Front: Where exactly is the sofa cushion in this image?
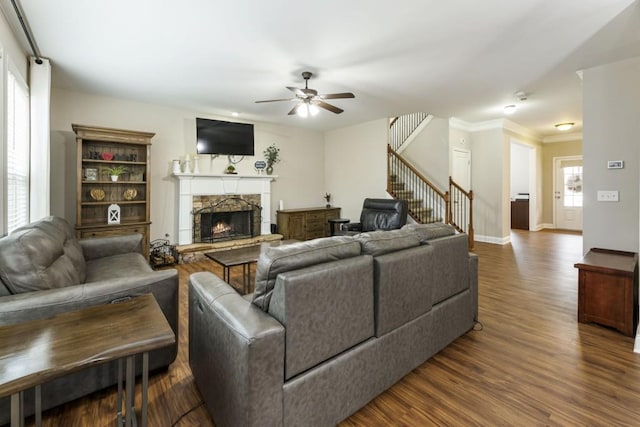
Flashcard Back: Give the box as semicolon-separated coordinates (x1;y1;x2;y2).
354;229;420;256
0;220;84;294
251;236;361;311
84;252;153;282
402;222;456;243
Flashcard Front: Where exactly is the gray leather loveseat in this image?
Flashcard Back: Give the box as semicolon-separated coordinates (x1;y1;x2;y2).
189;223;477;426
0;216;179;424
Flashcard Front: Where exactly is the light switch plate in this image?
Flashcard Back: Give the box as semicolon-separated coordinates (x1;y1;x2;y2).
597;190;619;202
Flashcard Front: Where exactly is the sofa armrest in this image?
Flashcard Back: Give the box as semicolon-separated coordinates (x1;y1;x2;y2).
189;272;285;427
0;269;178;327
343;222;362;232
80;233;143;260
469;252;479;322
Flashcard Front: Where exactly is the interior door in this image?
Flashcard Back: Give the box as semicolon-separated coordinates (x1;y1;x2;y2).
554;157;583;230
452;148;471;190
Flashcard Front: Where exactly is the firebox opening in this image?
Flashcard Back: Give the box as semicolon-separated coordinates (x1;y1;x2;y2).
198;209;253;243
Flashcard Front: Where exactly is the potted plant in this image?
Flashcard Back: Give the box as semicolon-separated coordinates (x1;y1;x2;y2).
104;165;127;181
225;164;236;174
263;143;280;175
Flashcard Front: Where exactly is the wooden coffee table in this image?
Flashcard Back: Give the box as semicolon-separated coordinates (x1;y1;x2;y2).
0;294;175;427
205;240;298;294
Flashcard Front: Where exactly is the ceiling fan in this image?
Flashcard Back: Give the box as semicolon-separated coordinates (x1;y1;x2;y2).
255;71;355;117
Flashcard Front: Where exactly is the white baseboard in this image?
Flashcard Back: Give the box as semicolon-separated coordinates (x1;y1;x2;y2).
536;223;554;230
475;234;511;245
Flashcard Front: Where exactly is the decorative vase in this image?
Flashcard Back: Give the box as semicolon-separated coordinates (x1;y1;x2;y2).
111;175;119;182
266;165;274;175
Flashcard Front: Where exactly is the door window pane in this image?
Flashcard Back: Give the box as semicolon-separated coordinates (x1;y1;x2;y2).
563;166;582;207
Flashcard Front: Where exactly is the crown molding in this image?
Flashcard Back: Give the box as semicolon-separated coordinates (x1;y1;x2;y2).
449;117;543;142
542;132;583;143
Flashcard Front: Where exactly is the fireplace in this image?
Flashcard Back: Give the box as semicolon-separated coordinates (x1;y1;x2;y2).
199;210;253;242
192;196;261;243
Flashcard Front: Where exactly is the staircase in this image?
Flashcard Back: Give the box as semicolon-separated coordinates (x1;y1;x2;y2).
386;113;474;248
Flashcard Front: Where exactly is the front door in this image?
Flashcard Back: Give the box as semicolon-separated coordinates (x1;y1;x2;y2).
554;157;583;230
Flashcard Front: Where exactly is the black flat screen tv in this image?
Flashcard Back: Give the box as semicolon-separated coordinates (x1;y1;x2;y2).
196;118;254;156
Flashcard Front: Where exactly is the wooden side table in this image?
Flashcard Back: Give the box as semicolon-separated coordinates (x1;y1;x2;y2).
0;294;175;427
574;248;638;337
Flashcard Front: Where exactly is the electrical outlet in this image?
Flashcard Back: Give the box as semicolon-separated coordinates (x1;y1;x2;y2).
597;190;619;202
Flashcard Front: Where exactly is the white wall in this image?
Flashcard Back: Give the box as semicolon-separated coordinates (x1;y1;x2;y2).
583;57;640;253
50;88;325;242
510;142;531;199
402;116;450;189
471;128;509;243
324;119;388;221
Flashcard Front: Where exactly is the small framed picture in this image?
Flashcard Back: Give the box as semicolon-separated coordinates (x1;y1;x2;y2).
85;168;98;181
129;171;144;182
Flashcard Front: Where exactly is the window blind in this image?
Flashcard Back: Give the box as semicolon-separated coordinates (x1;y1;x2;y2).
7;68;30;233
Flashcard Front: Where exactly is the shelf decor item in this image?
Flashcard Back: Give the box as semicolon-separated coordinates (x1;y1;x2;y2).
123;188;137;201
104;165;127;182
90;188;105;201
324;192;331;208
85;168;98;181
107;204;121;224
263;143;280;175
254;160;266;174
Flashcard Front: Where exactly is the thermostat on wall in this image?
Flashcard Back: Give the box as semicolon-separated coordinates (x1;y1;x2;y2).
607;160;624;169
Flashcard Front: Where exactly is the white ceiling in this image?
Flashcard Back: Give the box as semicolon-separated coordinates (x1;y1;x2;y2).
4;0;640;136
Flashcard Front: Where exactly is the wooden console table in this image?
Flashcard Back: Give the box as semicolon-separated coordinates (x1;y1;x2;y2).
574;248;638;337
0;294;175;427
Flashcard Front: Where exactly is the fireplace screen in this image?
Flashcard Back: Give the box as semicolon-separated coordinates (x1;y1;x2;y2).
199;210;253;242
192;196;261;244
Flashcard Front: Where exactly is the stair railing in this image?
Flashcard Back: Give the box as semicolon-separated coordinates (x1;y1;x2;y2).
449;177;474;249
387;145;449;224
387;145;475;249
389;112;430;151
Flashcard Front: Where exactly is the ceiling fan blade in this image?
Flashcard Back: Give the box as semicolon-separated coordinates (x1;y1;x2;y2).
316;101;344;114
319;92;355;99
287;86;306;97
287;104;300;115
255;98;297;103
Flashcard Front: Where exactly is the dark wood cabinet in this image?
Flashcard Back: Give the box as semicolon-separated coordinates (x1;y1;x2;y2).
574;248;638;337
511;200;529;230
277;207;340;241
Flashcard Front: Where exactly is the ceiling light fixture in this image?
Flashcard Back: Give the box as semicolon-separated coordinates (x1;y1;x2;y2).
296;101;319;118
504;105;517;115
555;122;574;131
231;112;239;117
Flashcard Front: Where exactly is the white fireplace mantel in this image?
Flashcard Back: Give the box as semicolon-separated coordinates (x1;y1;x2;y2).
173;173;276;245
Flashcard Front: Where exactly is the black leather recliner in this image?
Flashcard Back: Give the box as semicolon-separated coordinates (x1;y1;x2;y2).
341;198;409;235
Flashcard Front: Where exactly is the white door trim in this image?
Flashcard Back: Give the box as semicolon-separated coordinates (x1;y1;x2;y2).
553;155;583;230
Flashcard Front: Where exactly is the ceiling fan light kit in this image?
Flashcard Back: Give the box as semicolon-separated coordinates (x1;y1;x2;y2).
256;71;355;117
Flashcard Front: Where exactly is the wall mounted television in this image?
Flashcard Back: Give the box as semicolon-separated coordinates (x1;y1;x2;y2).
196;118;255;156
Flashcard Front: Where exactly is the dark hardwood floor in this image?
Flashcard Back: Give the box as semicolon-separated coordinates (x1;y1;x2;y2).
27;230;640;426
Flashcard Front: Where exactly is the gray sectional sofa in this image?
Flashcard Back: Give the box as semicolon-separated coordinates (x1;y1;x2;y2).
189;223;478;427
0;216;179;424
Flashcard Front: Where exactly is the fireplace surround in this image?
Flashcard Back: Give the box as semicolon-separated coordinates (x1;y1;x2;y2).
173;173;275;245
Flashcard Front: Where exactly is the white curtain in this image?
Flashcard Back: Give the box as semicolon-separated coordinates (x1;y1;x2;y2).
29;57;51;222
